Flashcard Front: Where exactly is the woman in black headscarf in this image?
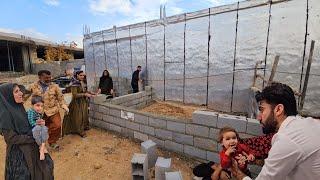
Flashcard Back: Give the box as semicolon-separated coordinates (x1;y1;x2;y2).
0;83;54;180
98;69;114;97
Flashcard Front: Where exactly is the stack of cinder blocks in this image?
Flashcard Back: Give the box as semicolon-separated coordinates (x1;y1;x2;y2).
132;140;176;180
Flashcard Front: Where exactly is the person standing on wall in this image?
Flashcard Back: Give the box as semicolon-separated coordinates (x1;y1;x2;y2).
28;70;69;150
131;65;142;93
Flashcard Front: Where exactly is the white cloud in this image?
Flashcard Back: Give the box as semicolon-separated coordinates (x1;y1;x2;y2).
0;28;52;41
89;0;132;15
204;0;238;6
89;0;184;27
44;0;60;6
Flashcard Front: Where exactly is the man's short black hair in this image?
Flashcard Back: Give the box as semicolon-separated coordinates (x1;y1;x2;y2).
31;95;44;105
38;70;51;76
137;66;141;68
255;82;298;116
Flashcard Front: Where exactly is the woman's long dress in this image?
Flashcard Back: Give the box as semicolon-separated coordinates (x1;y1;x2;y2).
3;130;54;180
62;85;89;136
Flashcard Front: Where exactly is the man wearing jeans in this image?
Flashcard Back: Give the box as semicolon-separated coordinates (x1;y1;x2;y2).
232;82;320;180
28;70;69;149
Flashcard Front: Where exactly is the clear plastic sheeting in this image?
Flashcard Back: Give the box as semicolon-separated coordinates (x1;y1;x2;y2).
165;21;185;63
185;16;209;105
83;0;320;116
165;62;184;102
232;4;269;112
146;23;165;100
117;39;132;95
208;11;237;112
302;0;320;117
266;0;306;92
93;33;106;80
130;26;146;71
84;37;95;90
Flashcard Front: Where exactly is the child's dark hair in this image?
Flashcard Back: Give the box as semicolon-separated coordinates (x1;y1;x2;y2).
31;95;44;105
218;126;239;143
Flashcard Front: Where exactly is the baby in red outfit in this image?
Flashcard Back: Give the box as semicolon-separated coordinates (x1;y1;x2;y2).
219;127;255;177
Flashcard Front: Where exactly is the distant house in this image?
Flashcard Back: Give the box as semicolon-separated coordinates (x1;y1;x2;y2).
0;31;84;73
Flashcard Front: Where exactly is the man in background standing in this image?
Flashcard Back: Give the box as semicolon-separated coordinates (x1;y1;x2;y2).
28;70;69;149
131;66;141;93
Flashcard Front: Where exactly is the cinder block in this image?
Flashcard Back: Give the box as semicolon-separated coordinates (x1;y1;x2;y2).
91;119;110;130
93;94;107;104
246;118;263;136
98;105;109;114
166;121;186;133
126;121;140;131
102;114;112;123
141;140;157;168
122;128;134;138
194;137;217;151
94;112;103;120
209;128;219;141
184;145;206;160
172;132;193;146
164;140;183;153
111;117;126;127
131;153;148;180
206;151;220;163
155;129;173;140
165;171;183;180
149;136;165;148
217;114;247;132
149;117;167;128
140;125;155;136
109;124;122;133
110;108;121;117
192;111;218;127
134;131;149;142
186;124;209;138
155;157;171;180
145;86;152;92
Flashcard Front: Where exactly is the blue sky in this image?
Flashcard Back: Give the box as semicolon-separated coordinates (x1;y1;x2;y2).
0;0;239;48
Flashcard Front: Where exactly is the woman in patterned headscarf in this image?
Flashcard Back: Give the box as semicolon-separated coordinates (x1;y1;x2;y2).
63;71;95;138
0;83;54;180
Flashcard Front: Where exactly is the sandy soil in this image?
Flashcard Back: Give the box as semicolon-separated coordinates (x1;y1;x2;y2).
0;128;196;180
141;100;206;120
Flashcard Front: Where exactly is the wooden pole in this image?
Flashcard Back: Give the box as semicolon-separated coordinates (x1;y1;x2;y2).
299;40;315;111
268;55;280;85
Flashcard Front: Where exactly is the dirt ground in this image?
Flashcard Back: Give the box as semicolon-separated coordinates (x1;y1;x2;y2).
0;75;198;180
141;100;206;120
0;128;196;180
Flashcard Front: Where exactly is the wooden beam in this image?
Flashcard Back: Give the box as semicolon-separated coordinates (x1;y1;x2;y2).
299;40;315;111
268;55;280;85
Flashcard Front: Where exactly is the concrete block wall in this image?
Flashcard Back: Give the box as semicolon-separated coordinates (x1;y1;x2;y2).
92;86;154;110
106;86;153;109
89;101;264;175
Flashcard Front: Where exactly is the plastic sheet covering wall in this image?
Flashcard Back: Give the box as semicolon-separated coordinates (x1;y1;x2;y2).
302;0;320;117
93;32;106;81
130;24;146;70
103;29;119;93
84;0;320;116
146;22;165;100
266;0;306;94
208;8;237;112
232;3;269;112
117;28;131;95
185;15;209;105
165;17;185;101
84;37;95;90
